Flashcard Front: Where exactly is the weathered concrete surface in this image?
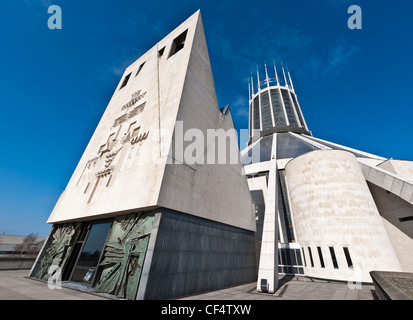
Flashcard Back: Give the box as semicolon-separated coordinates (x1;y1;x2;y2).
285;150;401;283
359;159;413;205
46;10;255;233
370;271;413;300
0;270;376;300
368;182;413;272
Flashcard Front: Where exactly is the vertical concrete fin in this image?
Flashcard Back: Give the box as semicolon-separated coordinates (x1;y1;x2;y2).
257;134;279;293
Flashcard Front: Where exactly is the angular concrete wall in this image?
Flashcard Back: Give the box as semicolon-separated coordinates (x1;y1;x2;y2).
368;182;413;272
47;12;197;223
157;12;255;231
46;11;255;233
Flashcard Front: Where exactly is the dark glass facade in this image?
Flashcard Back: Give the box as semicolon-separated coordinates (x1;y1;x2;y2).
278;248;304;275
253;96;260;131
260;91;273;130
291;93;306;128
242;134;273;165
277;132;318;159
249;86;308;144
281;89;298;127
304;135;371;159
70;222;112;285
278;170;294;242
270;89;287;127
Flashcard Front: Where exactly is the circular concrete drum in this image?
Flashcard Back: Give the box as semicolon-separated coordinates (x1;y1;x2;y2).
285;150;401;283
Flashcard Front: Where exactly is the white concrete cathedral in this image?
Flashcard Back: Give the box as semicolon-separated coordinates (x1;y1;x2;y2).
30;10;413;299
31;11;256;300
243;64;413;293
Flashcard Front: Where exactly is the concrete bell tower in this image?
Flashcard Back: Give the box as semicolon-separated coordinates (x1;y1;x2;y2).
248;63;310;145
31;10;257;300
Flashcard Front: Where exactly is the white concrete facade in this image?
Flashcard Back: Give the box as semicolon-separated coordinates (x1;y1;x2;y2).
256;135;279;293
46;11;255;232
243;65;413;288
285;150;402;283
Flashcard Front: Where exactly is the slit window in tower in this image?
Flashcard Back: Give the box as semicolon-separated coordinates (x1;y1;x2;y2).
290;93;306;128
253;96;260;131
302;248;307;267
308;247;314;267
135;62;145;77
317;247;325;268
158;46;165;58
168;29;188;58
260;90;273;130
295;249;303;266
329;247;339;269
290;249;297;265
343;247;354;269
270;89;286;127
399;216;413;222
281;89;298;126
119;72;131;90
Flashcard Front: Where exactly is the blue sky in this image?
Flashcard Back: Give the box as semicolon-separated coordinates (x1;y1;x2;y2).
0;0;412;237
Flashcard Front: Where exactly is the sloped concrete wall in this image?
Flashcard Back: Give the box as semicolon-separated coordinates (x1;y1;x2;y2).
368;182;413;272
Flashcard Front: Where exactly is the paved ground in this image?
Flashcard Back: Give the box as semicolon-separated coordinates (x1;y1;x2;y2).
180;275;377;300
0;270;377;300
0;270;108;300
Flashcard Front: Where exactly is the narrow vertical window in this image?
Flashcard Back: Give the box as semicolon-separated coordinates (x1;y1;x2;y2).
343;247;354;269
281;89;298;126
301;248;307;267
158;46;165;58
295;249;303;266
135;62;145;77
168;29;188;58
260;90;272;130
329;247;339;269
317;247;325;268
253;96;260;131
119;72;131;90
308;247;314;267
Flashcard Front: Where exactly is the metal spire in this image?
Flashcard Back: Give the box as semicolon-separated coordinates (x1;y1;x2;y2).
256;66;260;91
264;63;270;87
273;60;280;86
250;72;254;96
281;62;289;88
248;77;251;102
288;69;295;92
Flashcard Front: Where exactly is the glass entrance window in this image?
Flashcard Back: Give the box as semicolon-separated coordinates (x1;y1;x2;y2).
70;222;112;286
